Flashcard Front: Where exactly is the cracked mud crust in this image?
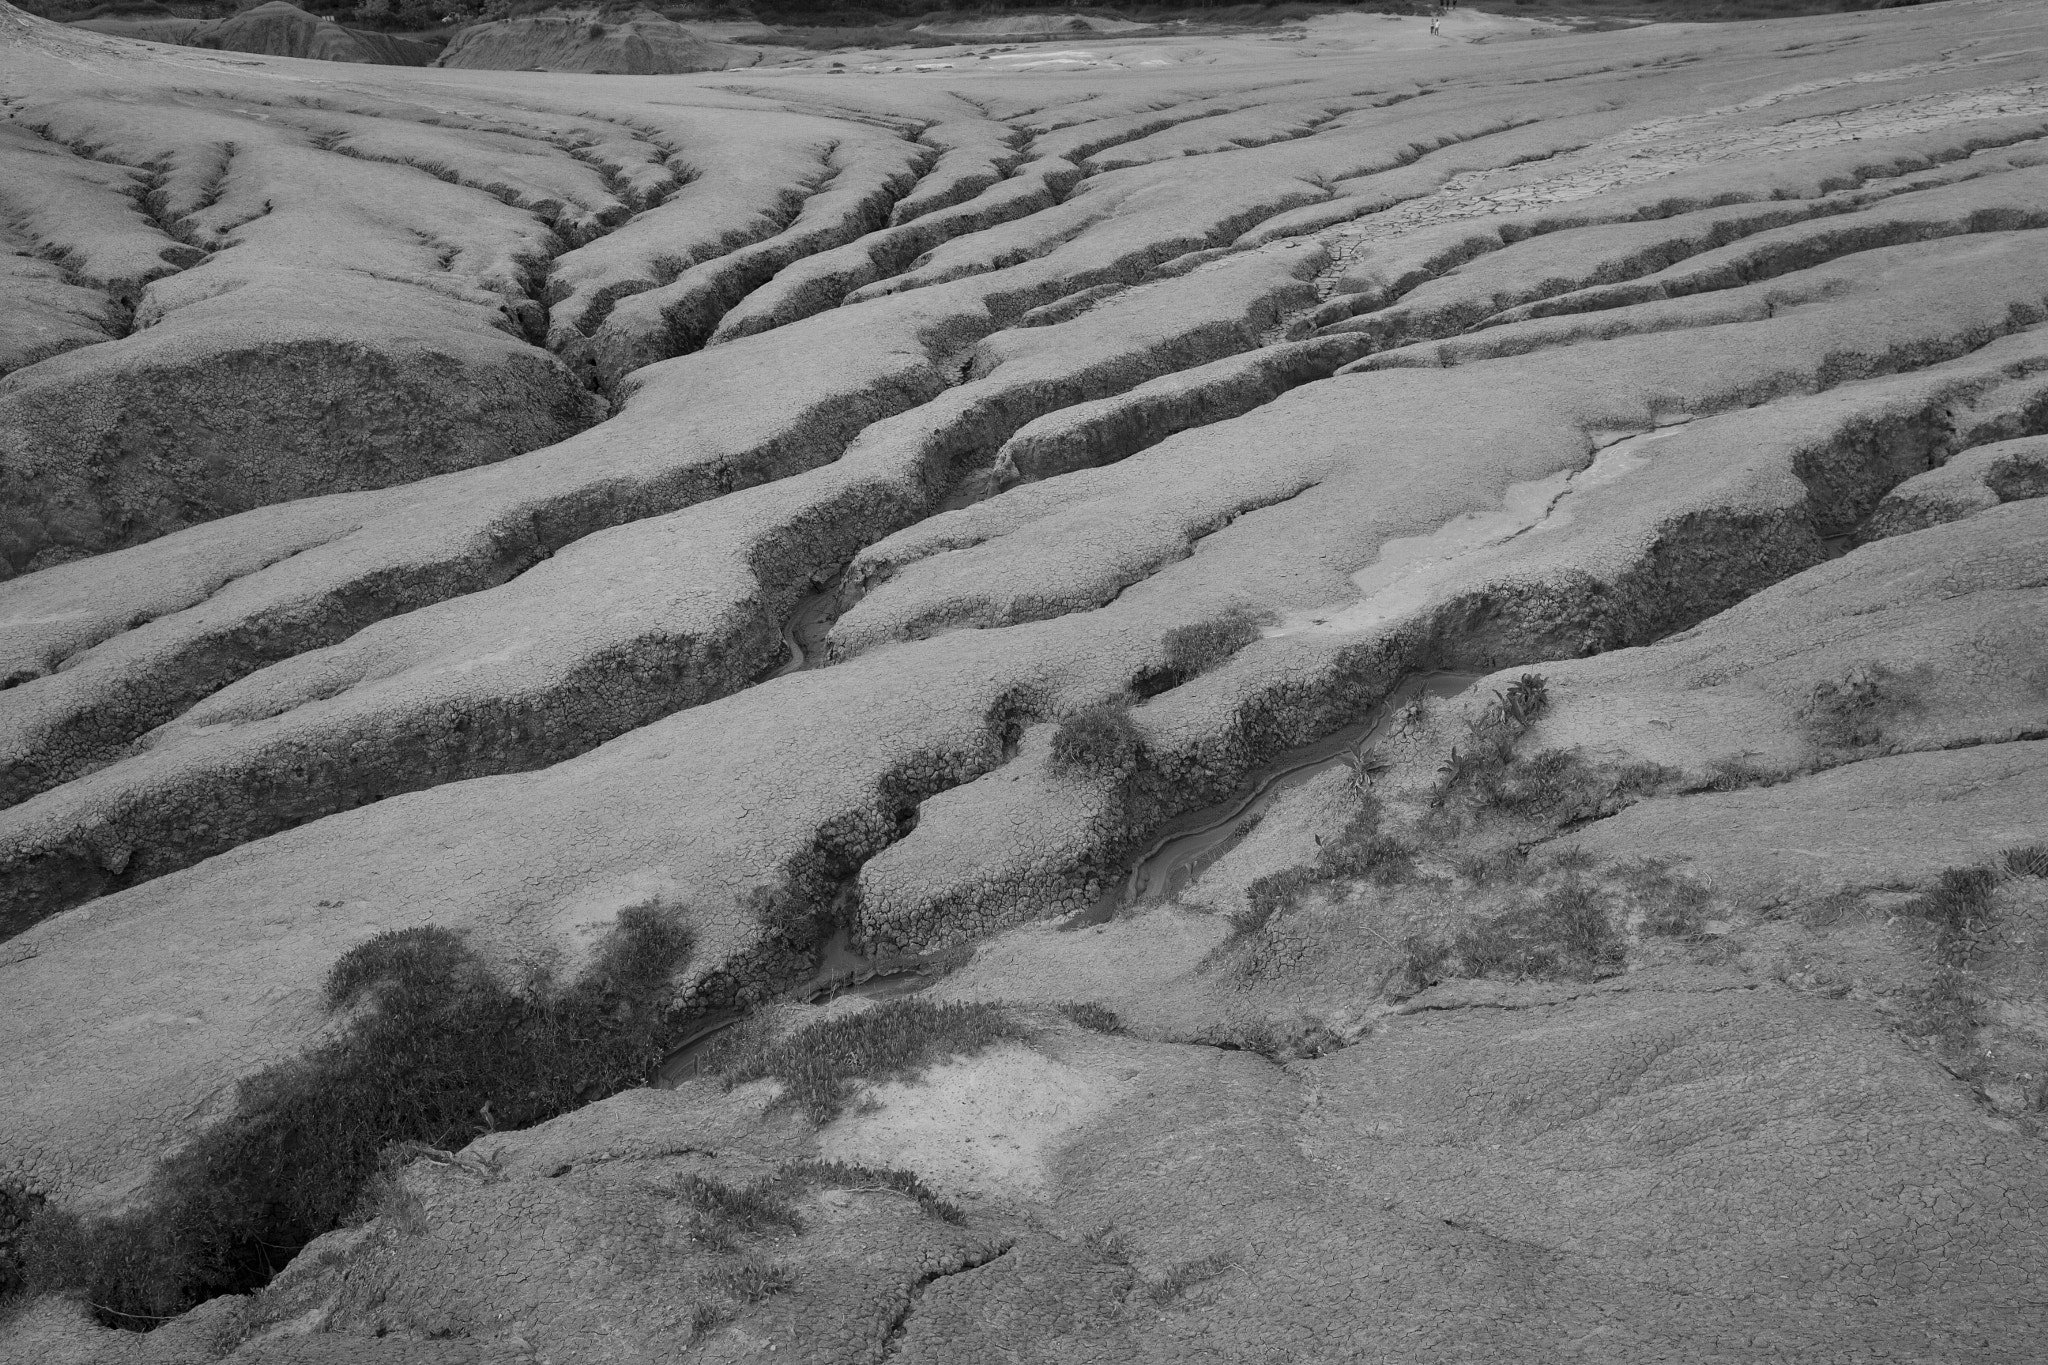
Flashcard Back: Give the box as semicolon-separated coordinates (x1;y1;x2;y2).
2;0;2047;1360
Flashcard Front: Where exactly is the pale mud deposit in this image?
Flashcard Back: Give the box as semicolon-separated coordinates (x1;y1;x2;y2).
1;0;2046;1359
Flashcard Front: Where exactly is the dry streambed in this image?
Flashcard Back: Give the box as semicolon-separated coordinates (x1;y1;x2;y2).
2;2;2047;1358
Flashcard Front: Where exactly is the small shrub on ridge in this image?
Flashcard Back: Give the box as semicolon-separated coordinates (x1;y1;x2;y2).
1160;607;1263;681
1050;702;1143;777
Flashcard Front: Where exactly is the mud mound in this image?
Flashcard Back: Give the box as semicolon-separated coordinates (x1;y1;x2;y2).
914;13;1151;37
185;2;435;65
433;9;743;72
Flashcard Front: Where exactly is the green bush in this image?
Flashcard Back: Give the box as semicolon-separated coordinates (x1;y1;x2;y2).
1050;702;1143;777
25;907;694;1326
714;998;1027;1123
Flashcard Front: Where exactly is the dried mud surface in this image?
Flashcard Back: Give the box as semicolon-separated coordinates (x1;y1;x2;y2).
2;1;2046;1359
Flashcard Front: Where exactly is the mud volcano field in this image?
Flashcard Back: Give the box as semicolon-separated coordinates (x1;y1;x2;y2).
3;0;2048;1359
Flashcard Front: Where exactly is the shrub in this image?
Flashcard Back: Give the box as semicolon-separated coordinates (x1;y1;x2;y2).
1494;673;1550;727
1049;702;1143;777
714;998;1027;1124
1922;866;1995;939
26;907;694;1326
1801;662;1915;752
2004;844;2048;879
1058;1001;1125;1034
1316;800;1415;886
1235;867;1319;937
1160;608;1263;682
1430;676;1547;808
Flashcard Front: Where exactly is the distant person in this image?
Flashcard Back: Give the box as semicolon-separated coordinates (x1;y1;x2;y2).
1430;15;1440;35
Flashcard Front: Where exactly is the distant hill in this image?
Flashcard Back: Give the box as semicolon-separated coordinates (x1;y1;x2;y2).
434;8;748;71
68;0;440;63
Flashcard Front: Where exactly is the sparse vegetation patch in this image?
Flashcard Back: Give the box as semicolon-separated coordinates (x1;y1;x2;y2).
1800;661;1917;754
1916;865;1998;1053
1050;702;1144;778
1143;1250;1235;1305
712;998;1028;1123
1428;677;1679;827
1160;607;1264;682
772;1159;966;1224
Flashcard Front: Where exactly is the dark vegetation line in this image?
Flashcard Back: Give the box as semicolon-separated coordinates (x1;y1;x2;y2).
8;905;695;1327
0;923;1039;1331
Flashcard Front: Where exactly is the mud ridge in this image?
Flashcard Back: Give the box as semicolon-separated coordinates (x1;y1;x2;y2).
854;361;2042;953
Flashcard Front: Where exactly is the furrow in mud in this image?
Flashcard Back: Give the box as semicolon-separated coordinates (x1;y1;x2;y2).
570;134;943;389
0;249;1321;928
1306;117;2048;330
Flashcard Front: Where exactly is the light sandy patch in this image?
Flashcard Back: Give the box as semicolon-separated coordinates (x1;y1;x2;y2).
818;1040;1122;1202
933;905;1228;1021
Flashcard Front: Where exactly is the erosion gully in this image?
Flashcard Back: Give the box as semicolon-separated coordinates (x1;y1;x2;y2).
656;667;1486;1085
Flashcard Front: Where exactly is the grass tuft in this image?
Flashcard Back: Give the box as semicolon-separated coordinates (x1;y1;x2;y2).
714;998;1027;1124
